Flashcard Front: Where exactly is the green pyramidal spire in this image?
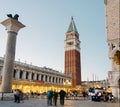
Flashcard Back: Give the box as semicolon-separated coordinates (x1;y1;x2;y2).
67;16;78;33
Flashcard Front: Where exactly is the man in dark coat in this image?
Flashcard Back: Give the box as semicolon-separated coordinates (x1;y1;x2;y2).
59;90;66;105
53;91;58;106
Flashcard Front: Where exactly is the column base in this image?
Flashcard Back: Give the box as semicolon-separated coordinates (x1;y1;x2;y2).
0;92;14;101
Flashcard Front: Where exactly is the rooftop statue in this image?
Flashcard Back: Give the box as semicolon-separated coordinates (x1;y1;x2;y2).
7;14;19;21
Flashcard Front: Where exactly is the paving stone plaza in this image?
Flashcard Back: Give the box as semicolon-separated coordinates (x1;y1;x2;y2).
0;98;119;107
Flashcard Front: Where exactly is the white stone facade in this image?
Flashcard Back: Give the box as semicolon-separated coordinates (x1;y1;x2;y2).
108;71;120;98
104;0;120;98
0;57;72;89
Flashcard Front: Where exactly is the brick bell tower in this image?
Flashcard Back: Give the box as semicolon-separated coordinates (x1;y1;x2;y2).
64;17;81;88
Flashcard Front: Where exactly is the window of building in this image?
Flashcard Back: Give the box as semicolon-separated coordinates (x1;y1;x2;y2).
53;77;54;83
36;74;39;80
45;75;47;82
19;70;23;79
13;69;16;78
26;72;29;79
49;76;51;82
31;73;34;80
41;75;43;81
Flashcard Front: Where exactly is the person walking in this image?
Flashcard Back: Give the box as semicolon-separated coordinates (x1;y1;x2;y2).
59;90;66;105
14;89;20;103
19;90;24;103
47;90;52;106
53;91;58;106
106;86;112;101
13;89;17;102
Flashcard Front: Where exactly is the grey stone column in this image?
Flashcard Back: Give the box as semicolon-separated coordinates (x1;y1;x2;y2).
28;72;32;80
51;77;53;83
43;75;45;81
33;73;37;80
47;76;49;82
16;69;20;79
38;74;41;80
0;18;25;92
23;71;26;80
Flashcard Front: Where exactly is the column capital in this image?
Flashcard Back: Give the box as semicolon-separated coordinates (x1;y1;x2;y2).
1;18;25;33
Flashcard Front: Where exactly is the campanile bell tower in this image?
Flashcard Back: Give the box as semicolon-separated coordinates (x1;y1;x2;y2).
64;17;81;88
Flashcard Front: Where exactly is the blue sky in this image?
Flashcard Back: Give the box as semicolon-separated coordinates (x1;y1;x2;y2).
0;0;111;81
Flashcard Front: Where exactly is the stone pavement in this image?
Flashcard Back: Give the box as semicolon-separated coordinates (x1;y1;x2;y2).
0;98;119;107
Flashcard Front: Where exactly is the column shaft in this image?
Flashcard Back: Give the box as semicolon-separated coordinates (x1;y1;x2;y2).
1;31;17;92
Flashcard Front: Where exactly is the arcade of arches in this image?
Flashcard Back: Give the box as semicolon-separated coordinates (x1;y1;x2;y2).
0;57;74;94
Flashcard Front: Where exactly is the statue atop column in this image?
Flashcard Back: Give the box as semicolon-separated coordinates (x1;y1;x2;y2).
7;14;19;21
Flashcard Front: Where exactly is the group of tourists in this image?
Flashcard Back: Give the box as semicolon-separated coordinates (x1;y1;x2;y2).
88;86;115;102
47;90;66;106
13;89;24;103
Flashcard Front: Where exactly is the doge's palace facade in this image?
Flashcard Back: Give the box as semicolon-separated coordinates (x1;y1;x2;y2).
104;0;120;98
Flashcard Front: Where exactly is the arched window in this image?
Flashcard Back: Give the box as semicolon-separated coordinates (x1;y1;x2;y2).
19;70;23;79
41;75;43;81
13;69;16;78
36;74;39;80
59;78;61;83
118;79;120;89
31;73;34;80
26;72;29;79
62;79;63;84
56;78;58;83
49;76;51;82
45;75;47;82
53;77;54;83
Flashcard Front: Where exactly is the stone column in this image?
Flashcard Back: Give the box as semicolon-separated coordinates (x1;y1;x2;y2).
43;75;45;81
16;69;20;79
28;72;32;80
0;17;25;92
33;73;37;80
23;71;26;80
47;76;49;82
38;74;41;80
